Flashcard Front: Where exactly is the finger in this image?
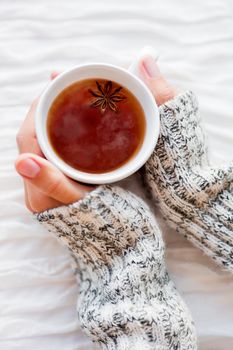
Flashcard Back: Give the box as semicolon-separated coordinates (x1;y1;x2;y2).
50;71;60;80
16;98;43;208
15;153;93;205
18;71;61;210
23;181;33;211
19;173;61;213
139;56;178;106
26;185;63;212
16;98;43;155
17;71;60;155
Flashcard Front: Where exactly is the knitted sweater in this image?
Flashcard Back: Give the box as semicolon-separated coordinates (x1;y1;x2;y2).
143;91;233;271
36;91;232;349
37;185;197;349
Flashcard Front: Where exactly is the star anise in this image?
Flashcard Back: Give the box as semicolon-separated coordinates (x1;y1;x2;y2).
88;80;126;113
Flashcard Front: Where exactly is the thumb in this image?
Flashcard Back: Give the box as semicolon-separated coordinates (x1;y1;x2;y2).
139;56;178;106
15;153;92;204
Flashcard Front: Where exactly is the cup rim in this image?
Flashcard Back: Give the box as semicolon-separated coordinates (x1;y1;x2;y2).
35;62;160;184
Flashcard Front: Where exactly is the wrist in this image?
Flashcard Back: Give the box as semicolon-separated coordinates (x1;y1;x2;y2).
36;185;164;280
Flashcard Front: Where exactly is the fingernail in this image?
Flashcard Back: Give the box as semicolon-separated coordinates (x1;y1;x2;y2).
142;56;160;78
17;158;41;178
50;71;59;80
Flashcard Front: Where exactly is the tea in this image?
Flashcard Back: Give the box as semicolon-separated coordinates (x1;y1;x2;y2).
47;78;146;174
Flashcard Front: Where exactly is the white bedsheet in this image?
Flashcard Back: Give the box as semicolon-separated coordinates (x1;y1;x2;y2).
0;0;233;349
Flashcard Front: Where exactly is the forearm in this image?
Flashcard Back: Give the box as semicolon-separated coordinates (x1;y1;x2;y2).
36;185;196;349
143;91;233;271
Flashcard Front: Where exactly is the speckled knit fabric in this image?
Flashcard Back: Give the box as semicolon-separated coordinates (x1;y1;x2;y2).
143;91;233;271
35;90;233;349
37;185;197;349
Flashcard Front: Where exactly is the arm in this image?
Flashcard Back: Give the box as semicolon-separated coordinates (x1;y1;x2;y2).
143;90;233;271
15;60;230;349
15;69;196;349
36;185;196;349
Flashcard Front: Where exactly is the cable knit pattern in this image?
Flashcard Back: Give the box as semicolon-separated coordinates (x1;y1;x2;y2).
143;91;233;271
36;185;197;349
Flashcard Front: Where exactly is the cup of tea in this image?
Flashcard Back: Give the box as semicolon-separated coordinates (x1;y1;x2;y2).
35;62;160;184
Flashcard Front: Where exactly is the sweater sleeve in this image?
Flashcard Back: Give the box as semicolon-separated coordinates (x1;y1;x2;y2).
143;91;233;271
36;185;196;350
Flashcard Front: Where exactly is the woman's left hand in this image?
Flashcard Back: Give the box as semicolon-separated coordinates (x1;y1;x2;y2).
139;55;178;106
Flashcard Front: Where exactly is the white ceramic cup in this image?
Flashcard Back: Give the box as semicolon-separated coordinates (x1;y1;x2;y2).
35;63;160;184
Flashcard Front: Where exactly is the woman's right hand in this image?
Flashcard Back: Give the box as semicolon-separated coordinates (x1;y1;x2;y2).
15;72;93;213
139;55;178;106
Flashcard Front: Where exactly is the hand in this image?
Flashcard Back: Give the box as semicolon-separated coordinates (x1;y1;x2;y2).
15;60;176;214
139;56;178;106
15;72;93;213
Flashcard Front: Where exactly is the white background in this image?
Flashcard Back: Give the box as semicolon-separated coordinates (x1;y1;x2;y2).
0;0;233;349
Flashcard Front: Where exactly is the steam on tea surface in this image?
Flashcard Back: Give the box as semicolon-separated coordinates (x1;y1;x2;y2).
47;79;146;174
